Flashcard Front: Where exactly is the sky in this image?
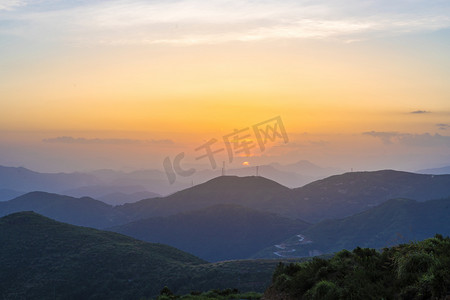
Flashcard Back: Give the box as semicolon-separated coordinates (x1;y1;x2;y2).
1;0;450;173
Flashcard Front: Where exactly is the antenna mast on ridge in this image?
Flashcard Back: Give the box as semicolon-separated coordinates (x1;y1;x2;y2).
222;161;225;176
256;165;259;176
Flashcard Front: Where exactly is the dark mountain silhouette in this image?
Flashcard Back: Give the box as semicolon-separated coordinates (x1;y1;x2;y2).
290;170;450;222
192;165;307;188
0;212;304;298
110;204;310;262
117;176;294;220
255;197;450;258
0;192;125;228
118;171;450;223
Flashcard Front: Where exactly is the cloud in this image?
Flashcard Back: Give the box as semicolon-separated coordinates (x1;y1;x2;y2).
43;136;174;145
363;131;450;147
2;0;450;46
437;123;450;130
363;131;399;144
410;110;430;114
0;0;24;11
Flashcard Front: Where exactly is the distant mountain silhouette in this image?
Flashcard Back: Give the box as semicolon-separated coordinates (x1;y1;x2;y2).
110;204;310;261
0;165;100;193
417;165;450;175
0;192;125;228
270;160;342;178
116;176;294;220
290;170;450;222
117;171;450;223
0;165;173;198
63;185;159;205
192;164;312;188
255;197;450;258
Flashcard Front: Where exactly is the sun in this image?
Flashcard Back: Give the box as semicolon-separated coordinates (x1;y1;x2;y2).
242;161;250;166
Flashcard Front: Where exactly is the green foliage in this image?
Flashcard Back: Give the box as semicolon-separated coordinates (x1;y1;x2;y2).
266;235;450;299
155;288;262;300
304;281;341;300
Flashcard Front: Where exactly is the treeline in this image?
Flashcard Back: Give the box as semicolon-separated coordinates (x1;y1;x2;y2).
265;234;450;299
155;287;262;299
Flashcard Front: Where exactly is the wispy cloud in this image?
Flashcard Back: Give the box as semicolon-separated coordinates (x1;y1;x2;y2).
43;136;174;145
437;123;450;130
363;131;399;145
2;0;450;46
363;131;450;147
410;110;430;114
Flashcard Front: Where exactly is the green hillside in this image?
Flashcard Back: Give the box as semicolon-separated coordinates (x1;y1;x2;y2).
0;212;304;299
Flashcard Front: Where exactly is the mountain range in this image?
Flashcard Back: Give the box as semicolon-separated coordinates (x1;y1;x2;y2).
0;161;341;201
255;197;450;258
118;170;450;222
1;169;450;262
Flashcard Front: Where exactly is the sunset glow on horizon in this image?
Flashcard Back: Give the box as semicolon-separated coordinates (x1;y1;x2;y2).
1;0;450;173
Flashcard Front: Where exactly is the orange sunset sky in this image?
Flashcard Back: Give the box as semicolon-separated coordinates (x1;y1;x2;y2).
1;0;450;172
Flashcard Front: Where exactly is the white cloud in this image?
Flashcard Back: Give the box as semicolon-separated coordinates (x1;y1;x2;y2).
1;0;450;45
0;0;25;11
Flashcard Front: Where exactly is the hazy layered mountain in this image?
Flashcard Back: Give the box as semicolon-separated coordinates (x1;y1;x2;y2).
417;165;450;175
0;165;175;199
270;160;342;178
0;212;304;298
116;176;294;221
255;197;450;258
0;165;100;193
63;185;160;205
2;170;450;230
98;191;160;206
0;161;343;200
291;170;450;222
0;192;125;228
88;168;190;195
0;189;23;202
110;204;310;262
